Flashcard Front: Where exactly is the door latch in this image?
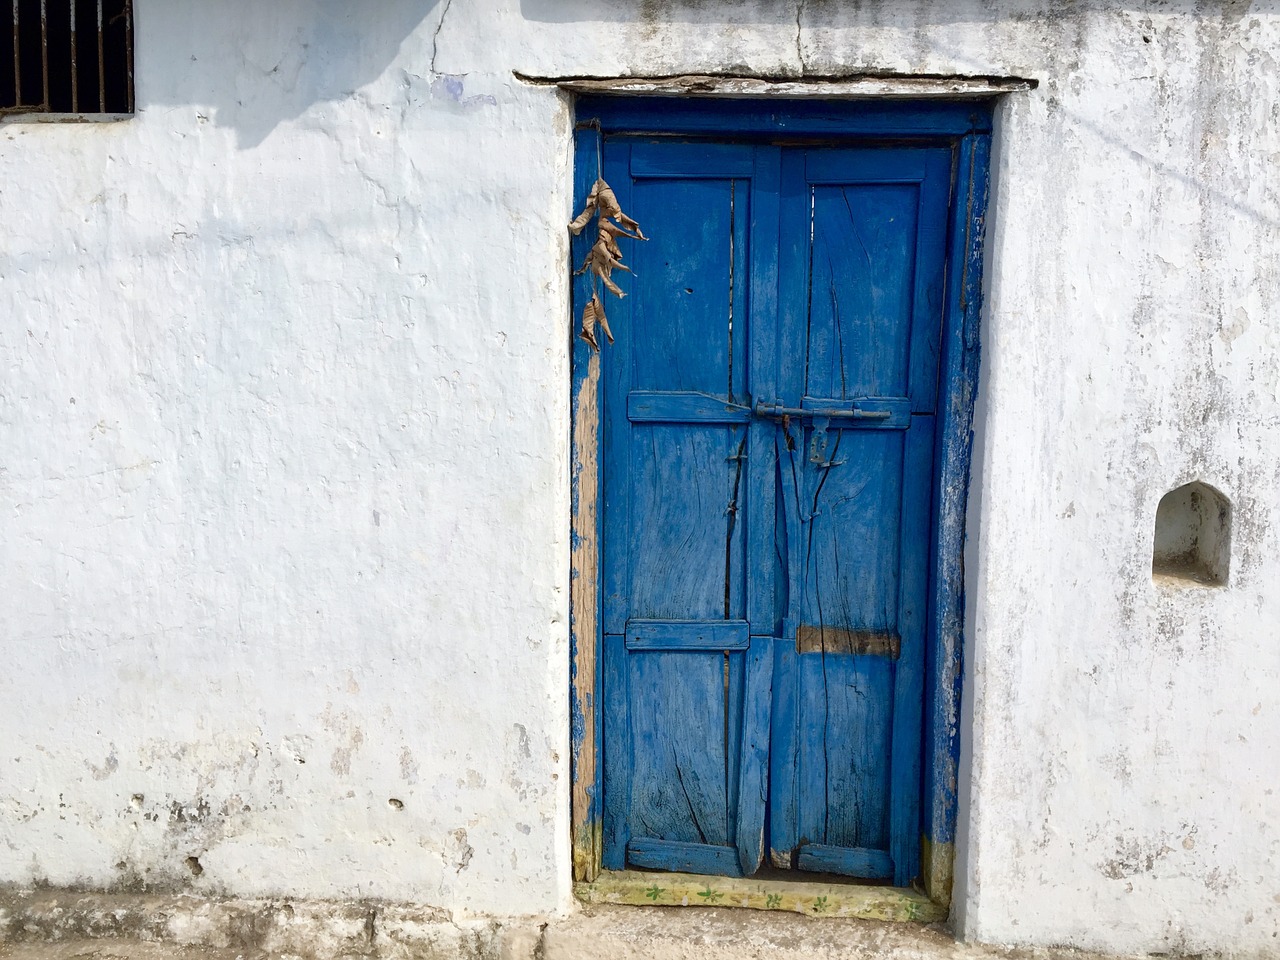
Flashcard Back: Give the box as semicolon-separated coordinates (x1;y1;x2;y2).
753;400;892;421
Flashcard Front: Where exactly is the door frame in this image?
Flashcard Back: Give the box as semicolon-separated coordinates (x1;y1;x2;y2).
568;96;994;913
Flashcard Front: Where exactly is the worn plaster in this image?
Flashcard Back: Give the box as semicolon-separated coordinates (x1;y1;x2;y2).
2;0;1279;956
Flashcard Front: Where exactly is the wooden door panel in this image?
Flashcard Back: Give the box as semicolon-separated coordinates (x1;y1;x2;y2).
765;146;951;885
629;650;734;846
627;423;746;621
629;176;747;398
797;652;895;856
601;140;773;878
794;428;905;651
802;147;952;413
806;182;920;403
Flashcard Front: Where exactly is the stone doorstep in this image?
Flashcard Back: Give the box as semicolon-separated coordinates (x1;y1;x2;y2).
0;891;1144;960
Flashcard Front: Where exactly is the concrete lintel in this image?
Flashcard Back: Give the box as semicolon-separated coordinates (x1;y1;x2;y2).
515;72;1036;99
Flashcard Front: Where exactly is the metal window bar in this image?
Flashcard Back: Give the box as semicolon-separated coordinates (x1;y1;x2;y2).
95;0;102;111
122;0;130;112
11;0;20;109
39;0;47;108
67;0;74;111
3;0;131;114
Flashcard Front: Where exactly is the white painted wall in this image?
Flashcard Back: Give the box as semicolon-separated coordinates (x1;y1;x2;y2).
2;0;1278;955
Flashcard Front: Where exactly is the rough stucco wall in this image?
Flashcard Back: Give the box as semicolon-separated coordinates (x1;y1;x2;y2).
0;0;575;918
2;0;1279;955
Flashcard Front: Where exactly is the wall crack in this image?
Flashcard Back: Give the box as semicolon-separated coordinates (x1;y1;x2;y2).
430;0;455;75
795;0;807;76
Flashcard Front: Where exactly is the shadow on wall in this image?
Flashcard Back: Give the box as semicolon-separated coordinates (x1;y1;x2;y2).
140;0;1280;150
140;0;442;148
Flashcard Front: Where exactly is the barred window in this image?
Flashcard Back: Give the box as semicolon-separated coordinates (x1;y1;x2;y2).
2;0;133;116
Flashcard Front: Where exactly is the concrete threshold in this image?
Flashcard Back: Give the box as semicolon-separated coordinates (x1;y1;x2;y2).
545;905;1138;960
0;890;1144;960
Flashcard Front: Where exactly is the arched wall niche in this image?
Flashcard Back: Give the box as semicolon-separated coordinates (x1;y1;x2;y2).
1152;481;1231;587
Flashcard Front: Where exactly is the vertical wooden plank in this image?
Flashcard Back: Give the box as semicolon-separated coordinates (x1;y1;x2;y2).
907;150;955;412
738;146;781;872
736;636;774;874
746;146;781;636
777;147;810;409
569;124;604;883
570;342;602;882
725;649;744;838
767;147;810;867
795;645;827;851
726;174;751;623
768;631;799;867
600;139;633;636
601;633;630;869
889;417;936;886
923;128;992;906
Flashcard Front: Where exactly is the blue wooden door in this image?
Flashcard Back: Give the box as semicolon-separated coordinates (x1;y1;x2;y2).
596;138;952;887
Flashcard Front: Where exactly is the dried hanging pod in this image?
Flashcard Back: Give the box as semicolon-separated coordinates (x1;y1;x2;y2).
568;180;600;236
592;179;646;239
579;294;614;350
569;176;645;350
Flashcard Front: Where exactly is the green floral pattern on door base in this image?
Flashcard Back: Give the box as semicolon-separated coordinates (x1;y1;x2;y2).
575;870;946;923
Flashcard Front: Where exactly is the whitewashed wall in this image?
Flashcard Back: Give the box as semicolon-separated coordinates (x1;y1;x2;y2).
2;1;1278;955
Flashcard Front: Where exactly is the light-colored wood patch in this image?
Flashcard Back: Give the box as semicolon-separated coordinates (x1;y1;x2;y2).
570;350;601;883
795;625;900;658
921;835;953;911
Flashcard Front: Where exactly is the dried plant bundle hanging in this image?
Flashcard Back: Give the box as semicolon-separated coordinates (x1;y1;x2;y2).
570;176;646;350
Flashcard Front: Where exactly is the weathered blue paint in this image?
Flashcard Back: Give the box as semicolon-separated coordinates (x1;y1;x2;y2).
628;838;745;877
570;99;994;893
736;637;774;873
626;619;750;651
597;138;766;874
924;131;993;854
798;843;894;879
569;122;605;883
766;144;952;887
576;97;992;138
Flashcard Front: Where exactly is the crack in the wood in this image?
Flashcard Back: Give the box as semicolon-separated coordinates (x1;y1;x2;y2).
724;434;748;618
806;431;843;840
674;762;708;845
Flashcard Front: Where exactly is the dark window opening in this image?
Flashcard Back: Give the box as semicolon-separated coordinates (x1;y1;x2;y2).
1;0;133;115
